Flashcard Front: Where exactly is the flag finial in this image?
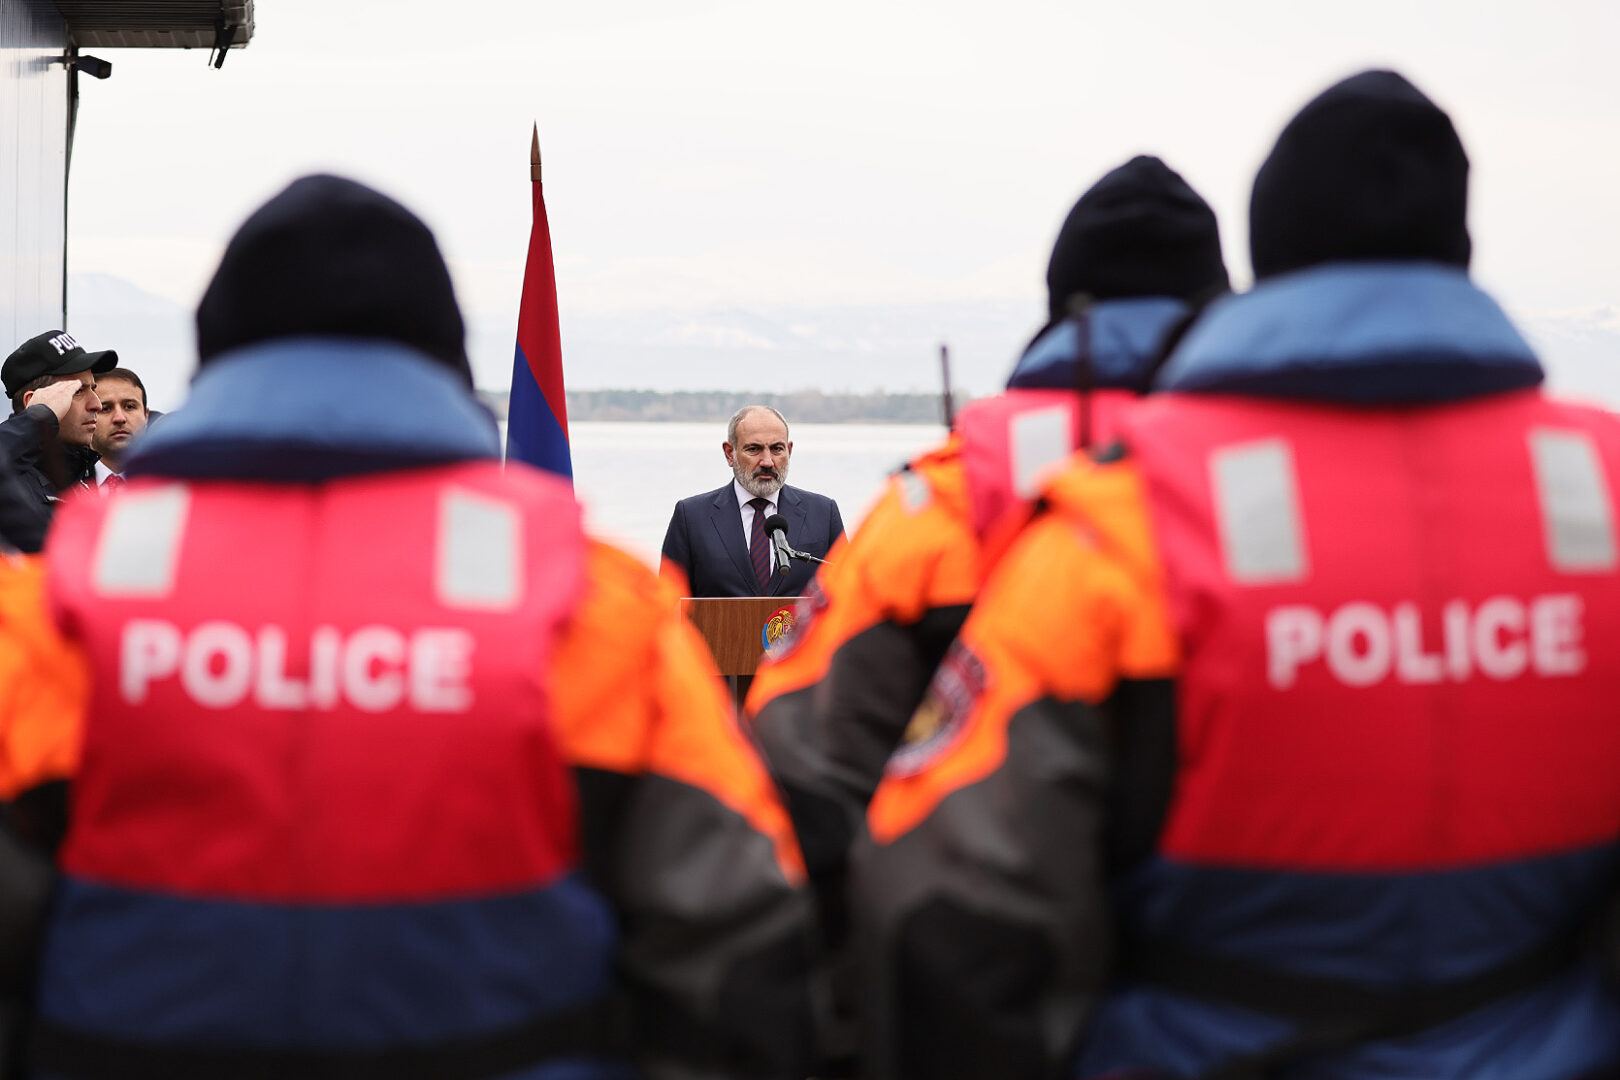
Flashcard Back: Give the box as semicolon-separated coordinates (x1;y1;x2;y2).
530;123;542;183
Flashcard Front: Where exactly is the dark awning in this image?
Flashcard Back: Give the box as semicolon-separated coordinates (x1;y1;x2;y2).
53;1;253;50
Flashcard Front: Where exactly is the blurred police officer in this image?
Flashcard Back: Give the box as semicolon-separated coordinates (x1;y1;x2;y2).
746;157;1227;1020
3;175;812;1080
852;71;1620;1079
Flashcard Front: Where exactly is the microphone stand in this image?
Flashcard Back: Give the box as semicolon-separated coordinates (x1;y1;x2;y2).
766;514;831;572
772;541;829;573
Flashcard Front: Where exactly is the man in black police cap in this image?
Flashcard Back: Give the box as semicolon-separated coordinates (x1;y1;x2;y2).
0;331;116;552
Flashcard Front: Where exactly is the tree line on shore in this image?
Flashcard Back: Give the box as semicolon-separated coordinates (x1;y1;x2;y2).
480;388;963;424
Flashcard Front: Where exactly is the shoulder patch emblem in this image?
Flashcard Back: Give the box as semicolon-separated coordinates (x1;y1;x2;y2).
897;469;933;514
887;641;986;776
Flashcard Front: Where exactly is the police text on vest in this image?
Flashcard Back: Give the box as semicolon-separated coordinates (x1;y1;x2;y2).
1266;596;1585;689
120;619;476;712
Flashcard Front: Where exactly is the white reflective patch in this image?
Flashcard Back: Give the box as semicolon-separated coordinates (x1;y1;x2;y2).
1529;428;1616;573
1009;405;1073;499
1210;438;1308;584
437;489;523;609
896;470;932;513
93;484;189;596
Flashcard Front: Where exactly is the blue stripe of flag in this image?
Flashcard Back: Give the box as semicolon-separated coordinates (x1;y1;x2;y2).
506;344;573;480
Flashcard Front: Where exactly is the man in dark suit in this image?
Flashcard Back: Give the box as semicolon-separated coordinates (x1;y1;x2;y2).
661;405;844;597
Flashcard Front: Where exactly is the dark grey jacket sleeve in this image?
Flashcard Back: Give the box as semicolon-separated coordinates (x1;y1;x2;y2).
0;407;63;553
848;694;1113;1080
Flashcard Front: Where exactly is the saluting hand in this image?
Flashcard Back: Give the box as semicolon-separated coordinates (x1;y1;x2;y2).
27;379;84;422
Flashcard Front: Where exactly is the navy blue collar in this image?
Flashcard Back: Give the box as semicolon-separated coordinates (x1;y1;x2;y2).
125;338;500;482
1005;297;1191;393
1156;263;1542;404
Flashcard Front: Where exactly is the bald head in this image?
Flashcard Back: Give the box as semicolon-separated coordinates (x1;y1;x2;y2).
727;405;788;446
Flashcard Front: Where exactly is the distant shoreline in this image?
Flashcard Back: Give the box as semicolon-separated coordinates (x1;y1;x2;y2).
477;388;964;425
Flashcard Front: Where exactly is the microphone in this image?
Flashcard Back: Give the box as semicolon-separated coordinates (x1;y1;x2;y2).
764;514;793;576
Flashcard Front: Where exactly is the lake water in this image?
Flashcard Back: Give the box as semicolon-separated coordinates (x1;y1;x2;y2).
562;421;946;566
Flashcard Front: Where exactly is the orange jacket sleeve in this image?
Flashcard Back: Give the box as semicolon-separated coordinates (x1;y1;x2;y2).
0;554;89;804
745;442;983;881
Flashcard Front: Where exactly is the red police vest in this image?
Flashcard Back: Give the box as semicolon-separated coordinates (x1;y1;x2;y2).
1126;388;1620;871
37;463;618;1076
958;388;1136;540
48;461;586;899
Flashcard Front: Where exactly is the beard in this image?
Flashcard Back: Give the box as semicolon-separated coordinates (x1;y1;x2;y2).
735;459;787;499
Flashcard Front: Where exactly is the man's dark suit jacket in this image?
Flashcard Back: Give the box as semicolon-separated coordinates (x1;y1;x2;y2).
661;483;844;598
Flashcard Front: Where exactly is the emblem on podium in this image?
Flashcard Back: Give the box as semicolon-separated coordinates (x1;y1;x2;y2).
761;605;799;659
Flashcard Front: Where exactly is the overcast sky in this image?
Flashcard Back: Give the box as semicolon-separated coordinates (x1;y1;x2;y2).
63;0;1620;404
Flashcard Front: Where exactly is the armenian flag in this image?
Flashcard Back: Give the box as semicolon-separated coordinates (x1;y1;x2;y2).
505;125;572;481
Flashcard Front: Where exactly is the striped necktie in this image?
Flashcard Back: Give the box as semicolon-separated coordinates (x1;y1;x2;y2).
748;497;772;593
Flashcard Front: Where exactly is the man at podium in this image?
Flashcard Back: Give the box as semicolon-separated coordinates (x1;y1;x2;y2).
660;404;844;597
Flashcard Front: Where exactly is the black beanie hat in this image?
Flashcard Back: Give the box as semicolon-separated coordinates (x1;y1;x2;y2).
1045;155;1229;321
196;174;472;384
1250;70;1471;281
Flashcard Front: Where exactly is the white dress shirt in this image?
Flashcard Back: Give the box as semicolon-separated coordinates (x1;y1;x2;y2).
734;479;781;573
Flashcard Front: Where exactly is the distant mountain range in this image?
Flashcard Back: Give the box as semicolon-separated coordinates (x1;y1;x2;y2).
63;272;1620;414
473;299;1037;398
67;272;1033;411
67;274;201;414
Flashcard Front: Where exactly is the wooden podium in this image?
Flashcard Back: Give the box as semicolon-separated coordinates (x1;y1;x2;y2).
680;596;800;708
